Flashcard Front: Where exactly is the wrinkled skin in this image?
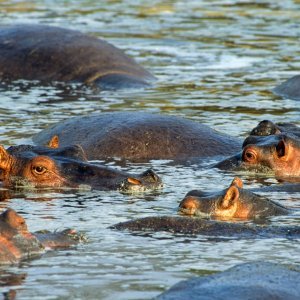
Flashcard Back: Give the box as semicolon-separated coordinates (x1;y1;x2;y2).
273;74;300;100
179;177;289;220
33;112;242;162
0;142;162;192
0;208;84;265
110;216;300;238
216;133;300;180
0;24;155;89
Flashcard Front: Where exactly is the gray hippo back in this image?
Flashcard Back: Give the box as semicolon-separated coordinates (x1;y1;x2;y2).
33;112;242;162
157;262;300;300
0;24;155;89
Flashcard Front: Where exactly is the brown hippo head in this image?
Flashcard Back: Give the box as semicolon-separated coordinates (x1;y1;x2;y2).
242;133;300;179
0;143;163;192
178;177;288;220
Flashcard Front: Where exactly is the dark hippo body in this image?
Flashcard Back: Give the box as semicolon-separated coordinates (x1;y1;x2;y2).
0;143;162;192
179;177;289;220
273;74;300;100
110;216;300;238
0;24;155;89
157;262;300;300
33;112;242;162
0;208;85;265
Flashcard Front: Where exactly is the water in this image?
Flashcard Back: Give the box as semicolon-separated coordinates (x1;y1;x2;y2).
0;0;299;299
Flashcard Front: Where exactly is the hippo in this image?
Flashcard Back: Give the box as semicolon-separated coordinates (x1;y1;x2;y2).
0;208;85;265
215;132;300;180
179;177;289;220
32;112;242;162
273;74;300;100
0;143;162;192
110;216;300;238
250;120;300;138
0;24;155;89
156;262;300;300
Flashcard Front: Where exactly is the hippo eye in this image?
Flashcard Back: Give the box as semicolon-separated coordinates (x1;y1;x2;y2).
276;140;285;158
32;165;47;175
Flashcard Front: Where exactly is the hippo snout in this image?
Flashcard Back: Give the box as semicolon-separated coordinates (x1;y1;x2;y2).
179;196;200;215
118;169;163;193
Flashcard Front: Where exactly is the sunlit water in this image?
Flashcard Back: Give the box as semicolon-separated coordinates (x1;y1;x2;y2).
0;0;299;299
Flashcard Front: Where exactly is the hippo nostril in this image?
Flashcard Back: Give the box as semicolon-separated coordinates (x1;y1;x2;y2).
242;148;257;163
142;169;159;182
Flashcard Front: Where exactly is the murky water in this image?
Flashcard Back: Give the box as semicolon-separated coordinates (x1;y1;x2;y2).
0;0;299;299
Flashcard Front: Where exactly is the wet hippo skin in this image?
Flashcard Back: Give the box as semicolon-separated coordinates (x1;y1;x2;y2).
0;143;162;192
0;24;155;89
156;262;300;300
33;112;242;162
110;216;300;239
0;208;85;265
273;74;300;100
249;120;300;138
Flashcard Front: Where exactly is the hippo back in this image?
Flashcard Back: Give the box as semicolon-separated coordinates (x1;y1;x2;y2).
33;112;242;161
0;24;155;88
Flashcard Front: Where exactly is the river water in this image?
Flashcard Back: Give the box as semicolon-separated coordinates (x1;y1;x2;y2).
0;0;299;299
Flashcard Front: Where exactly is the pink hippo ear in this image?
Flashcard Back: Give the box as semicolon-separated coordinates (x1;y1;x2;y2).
47;135;60;149
219;185;240;209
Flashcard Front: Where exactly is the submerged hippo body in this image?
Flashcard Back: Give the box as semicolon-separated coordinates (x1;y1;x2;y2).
179;177;289;220
0;208;84;265
0;143;162;192
111;216;300;238
157;262;300;300
0;24;155;89
273;74;300;100
33;112;242;162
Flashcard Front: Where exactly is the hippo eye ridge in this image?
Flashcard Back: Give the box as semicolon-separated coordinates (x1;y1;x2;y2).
32;165;47;175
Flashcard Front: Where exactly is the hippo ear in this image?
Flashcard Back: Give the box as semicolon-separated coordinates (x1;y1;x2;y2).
220;185;240;209
0;145;11;171
47;135;60;149
276;139;287;159
230;177;243;188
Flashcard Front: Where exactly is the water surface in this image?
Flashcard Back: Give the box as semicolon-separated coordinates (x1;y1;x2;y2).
0;1;299;299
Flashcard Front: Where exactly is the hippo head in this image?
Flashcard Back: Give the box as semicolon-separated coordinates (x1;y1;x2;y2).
0;208;43;264
250;120;300;138
0;208;29;237
250;120;282;136
241;133;300;179
0;143;162;192
178;177;287;220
